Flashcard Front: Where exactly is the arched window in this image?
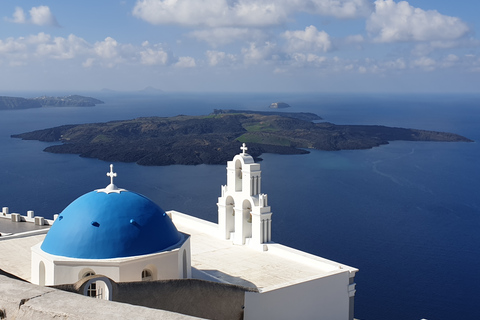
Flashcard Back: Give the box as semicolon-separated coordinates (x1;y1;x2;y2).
82;277;112;301
142;269;153;281
82;271;97;298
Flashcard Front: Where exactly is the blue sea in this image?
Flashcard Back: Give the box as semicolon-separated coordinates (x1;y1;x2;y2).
1;92;479;320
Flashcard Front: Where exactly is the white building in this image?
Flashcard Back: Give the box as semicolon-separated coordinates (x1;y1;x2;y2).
30;164;191;300
1;144;358;319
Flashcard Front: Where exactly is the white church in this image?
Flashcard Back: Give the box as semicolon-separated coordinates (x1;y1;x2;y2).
0;144;358;320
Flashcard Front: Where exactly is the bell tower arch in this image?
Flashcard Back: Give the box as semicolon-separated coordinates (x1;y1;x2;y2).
217;143;272;248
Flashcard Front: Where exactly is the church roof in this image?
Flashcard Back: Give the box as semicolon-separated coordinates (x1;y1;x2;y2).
41;165;182;259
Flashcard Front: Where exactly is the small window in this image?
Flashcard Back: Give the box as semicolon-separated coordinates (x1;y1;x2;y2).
87;282;97;297
142;269;153;281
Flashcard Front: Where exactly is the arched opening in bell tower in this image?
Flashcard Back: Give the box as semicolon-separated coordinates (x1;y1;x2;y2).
235;159;243;192
226;196;235;238
242;200;252;241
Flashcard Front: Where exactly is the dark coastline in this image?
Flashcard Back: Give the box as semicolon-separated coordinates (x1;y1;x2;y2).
0;95;104;109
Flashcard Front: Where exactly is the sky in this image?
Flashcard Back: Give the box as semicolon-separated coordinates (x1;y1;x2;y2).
0;0;479;93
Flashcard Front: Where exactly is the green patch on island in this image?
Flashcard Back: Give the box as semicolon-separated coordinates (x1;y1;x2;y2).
90;134;114;143
243;122;279;132
237;133;292;146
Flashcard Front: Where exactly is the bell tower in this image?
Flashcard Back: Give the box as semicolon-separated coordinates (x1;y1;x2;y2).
217;143;272;248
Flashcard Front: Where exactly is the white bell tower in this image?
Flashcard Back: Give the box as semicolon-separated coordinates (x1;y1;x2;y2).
217;143;272;248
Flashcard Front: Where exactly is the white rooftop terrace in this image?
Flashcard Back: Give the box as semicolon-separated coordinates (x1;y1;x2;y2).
0;210;357;291
169;210;357;292
0;233;47;281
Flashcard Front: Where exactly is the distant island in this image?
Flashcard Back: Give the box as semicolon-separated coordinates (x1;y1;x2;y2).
0;95;104;110
11;110;473;166
0;96;41;110
269;102;291;109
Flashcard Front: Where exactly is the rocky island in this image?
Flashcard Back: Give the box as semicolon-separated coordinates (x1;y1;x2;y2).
0;96;42;110
32;95;104;107
11;110;473;166
0;95;104;110
269;102;291;109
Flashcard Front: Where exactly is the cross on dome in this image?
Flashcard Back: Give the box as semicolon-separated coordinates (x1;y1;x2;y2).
96;164;126;194
241;143;248;155
107;164;117;185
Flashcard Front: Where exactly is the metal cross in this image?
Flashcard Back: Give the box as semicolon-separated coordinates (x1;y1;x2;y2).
107;164;117;185
240;143;248;155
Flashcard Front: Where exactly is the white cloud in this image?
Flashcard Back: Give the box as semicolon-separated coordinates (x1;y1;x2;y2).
140;48;169;65
283;25;332;53
291;53;327;67
8;7;26;24
190;28;266;46
175;56;196;67
30;6;59;26
140;41;169;65
412;56;436;70
0;33;170;69
381;58;406;70
206;50;226;66
132;0;372;28
27;32;52;44
0;28;475;80
94;37;119;60
6;6;59;26
445;54;459;62
82;58;95;68
0;37;27;54
132;0;287;27
305;0;372;19
241;42;277;64
367;0;469;43
412;38;480;56
441;54;459;68
36;34;89;60
205;50;237;66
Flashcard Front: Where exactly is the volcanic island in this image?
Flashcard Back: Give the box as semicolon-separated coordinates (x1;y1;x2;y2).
12;109;473;166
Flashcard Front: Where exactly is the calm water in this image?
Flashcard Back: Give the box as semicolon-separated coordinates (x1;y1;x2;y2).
1;92;479;320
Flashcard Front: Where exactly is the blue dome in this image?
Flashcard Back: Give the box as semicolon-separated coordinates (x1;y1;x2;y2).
41;189;182;259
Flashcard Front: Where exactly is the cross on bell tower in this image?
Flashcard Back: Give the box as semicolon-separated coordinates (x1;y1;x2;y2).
240;143;248;155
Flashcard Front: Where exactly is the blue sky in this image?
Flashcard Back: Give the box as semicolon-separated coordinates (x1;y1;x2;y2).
0;0;479;93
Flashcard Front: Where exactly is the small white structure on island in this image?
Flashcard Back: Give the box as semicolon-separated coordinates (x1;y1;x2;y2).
31;164;191;291
0;143;358;319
